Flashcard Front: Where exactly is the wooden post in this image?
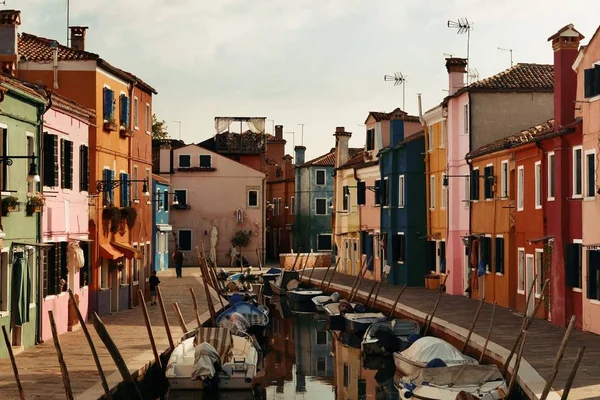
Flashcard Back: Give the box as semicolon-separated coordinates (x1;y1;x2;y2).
507;330;527;396
255;248;263;270
155;286;174;351
423;299;434;332
461;296;485;354
423;287;444;336
201;276;217;326
299;252;311;279
67;290;111;399
370;270;390;310
350;257;369;298
540;315;577;400
1;325;25;400
173;302;188;333
48;310;74;400
190;288;202;327
325;265;338;293
479;301;497;364
350;263;369;302
92;312;143;400
290;249;302;271
560;346;586;400
387;285;408;319
308;252;319;282
364;280;379;306
137;290;162;369
318;260;335;290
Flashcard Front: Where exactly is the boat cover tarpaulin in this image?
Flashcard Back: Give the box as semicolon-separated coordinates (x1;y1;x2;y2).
191;342;221;381
192;327;233;359
400;337;475;365
412;364;504;386
216;302;268;327
218;312;251;335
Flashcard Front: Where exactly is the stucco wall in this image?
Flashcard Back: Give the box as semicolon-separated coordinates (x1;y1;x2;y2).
279;252;331;269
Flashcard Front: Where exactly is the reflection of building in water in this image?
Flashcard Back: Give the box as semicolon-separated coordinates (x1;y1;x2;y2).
263;315;296;392
333;333;379;400
294;314;335;392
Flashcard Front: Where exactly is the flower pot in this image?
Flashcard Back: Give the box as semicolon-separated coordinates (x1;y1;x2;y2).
33;205;42;212
425;277;430;289
429;278;440;290
7;206;17;212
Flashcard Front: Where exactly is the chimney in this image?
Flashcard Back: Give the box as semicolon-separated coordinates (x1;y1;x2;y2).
445;58;468;96
294;145;306;166
275;124;283;140
548;24;584;130
0;10;22;76
334;127;352;168
69;26;88;51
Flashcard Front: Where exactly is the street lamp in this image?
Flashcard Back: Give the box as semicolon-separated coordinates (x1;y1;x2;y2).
96;179;150;197
0;154;40;183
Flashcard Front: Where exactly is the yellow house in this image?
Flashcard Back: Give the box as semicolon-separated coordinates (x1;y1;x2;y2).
423;104;448;275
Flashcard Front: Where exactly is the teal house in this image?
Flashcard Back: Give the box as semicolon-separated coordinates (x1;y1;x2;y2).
0;74;47;358
152;174;172;271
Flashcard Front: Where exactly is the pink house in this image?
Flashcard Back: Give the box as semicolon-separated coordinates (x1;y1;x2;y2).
41;93;94;341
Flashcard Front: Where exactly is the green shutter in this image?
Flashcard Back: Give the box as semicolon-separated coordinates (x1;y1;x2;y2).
585;68;595;98
374;180;381;205
357;181;366;205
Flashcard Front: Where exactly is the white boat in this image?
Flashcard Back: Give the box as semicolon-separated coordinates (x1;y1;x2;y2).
311;293;340;312
343;312;387;333
361;319;421;356
393;336;478;376
397;364;508;400
165;327;259;390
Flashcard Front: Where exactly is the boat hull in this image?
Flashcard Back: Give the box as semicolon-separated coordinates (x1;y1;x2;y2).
269;281;285;296
344;313;387;334
261;274;279;297
167;374;253;390
287;289;323;303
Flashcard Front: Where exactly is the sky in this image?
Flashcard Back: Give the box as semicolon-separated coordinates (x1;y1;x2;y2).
14;0;600;161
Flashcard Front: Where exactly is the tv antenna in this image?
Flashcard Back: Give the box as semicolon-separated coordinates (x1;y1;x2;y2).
448;18;474;81
468;69;480;82
0;2;7;7
498;47;514;67
383;72;407;110
297;124;305;146
443;53;454;58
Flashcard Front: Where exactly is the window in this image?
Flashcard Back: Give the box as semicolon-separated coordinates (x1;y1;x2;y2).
248;190;258;207
583;65;600;98
317;234;332;251
464;104;469;135
79;241;90;288
178;154;191;168
381;178;389;207
398;175;405;208
430;175;436;209
316;169;326;185
495;237;504;275
484;165;494;199
565;242;582;289
573;146;583;197
145;103;151;133
441;174;447;209
441;121;447;148
174;189;187;206
0;128;6;192
276;198;282;215
44;242;67;297
585;150;596;198
588;249;600;300
290;196;295;215
132;165;139;200
428;126;434;152
275;167;281;178
43;132;59;187
366;129;375;151
60;139;73;189
164;191;169;211
316;330;327;345
500;160;508;198
102;169;115;206
199;155;212;168
133;97;139;129
79;145;89;192
317;357;326;374
357;181;366;205
156;189;163;210
178;230;192;251
535;161;542;209
119;172;130;207
470;169;480;201
518;249;525;293
535;249;543;297
439;241;446;273
396;233;405;263
146;169;150;202
103;87;115;121
374;180;381;205
132;244;139;282
517;166;524;211
547;152;555;200
315;198;327;215
26;135;35;193
119;94;130;128
342;186;349;211
464;176;470;209
480;236;492;273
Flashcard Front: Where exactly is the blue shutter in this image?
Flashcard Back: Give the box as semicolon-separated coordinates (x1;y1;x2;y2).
109;170;115;205
125;97;130;128
119;173;125;206
124;173;130;206
119;95;130;127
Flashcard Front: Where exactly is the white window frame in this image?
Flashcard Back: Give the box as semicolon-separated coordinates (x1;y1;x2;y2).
517;165;524;211
440;120;447;148
315;169;326;186
398;175;405;208
500;160;509;199
534;248;544;298
430;175;436;210
441;174;447;210
397;232;405;264
178;154;191;168
145;103;151;135
584;149;596;199
247;189;259;208
534;160;542;209
547;151;555;201
315;198;327;216
428;126;434;152
132;165;139;202
199;154;212;168
517;247;525;294
573;239;583;293
133;96;139;130
572;145;583;198
495;234;504;276
178;229;193;252
145;168;151;205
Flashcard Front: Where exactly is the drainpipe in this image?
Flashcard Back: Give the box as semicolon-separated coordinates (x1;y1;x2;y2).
418;94;431;241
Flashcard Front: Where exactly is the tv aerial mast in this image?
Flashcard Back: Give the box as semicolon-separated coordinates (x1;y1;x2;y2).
383;72;407;110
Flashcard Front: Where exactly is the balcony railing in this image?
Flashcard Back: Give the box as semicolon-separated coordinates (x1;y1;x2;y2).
215;132;266;155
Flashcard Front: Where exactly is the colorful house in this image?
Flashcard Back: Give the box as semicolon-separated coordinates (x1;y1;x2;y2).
152;175;172;272
0;73;46;358
575;24;600;334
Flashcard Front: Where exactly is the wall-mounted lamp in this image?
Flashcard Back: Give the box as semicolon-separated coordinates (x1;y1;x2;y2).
151;191;179;206
97;179;150;196
0;154;40;183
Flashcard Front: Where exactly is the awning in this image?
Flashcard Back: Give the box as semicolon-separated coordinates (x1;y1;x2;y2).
111;242;143;259
528;235;554;244
157;224;172;232
100;243;125;260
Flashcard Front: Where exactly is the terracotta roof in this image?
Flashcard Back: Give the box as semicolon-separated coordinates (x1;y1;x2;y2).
460;63;554;94
365;107;420;124
339;151;366;169
50;91;95;120
18;33;157;94
0;72;46;102
466;120;554;159
385;130;425;151
152;174;170;184
300;147;362;167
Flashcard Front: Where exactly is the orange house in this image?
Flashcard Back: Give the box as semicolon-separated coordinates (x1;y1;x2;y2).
14;20;157;315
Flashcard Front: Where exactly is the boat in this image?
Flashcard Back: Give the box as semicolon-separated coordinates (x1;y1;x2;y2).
361;319;421;356
311;292;340;312
261;268;282;296
323;300;361;330
286;287;323;303
397;364;508;400
216;302;269;333
268;270;300;296
286;297;318;314
165;327;259;390
393;336;478;376
343;312;387;333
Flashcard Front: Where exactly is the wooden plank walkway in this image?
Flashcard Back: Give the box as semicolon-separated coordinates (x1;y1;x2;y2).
0;268;210;400
304;268;600;400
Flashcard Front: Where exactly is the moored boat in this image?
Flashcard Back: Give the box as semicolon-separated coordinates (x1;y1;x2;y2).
261;268;281;296
323;300;361;330
343;312;387;334
287;287;323;303
268;270;300;296
361;319;421;356
216;302;269;332
311;292;340;312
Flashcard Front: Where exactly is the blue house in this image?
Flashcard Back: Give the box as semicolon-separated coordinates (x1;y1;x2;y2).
293;146;361;253
152;174;172;271
380;127;427;286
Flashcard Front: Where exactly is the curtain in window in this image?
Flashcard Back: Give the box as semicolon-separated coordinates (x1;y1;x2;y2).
246;118;265;134
10;254;31;326
214;117;234;134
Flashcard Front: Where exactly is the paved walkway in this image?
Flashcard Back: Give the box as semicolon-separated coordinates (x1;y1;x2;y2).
304;268;600;400
0;268;212;400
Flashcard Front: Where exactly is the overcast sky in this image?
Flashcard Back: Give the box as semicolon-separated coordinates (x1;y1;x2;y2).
16;0;600;160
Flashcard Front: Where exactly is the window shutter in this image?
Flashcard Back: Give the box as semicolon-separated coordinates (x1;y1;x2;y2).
374;180;381;204
60;139;66;188
471;170;479;200
124;173;130;206
119;173;126;207
357;181;366;205
109;170;115;205
584;68;595;98
52;135;59;187
565;244;576;287
103;88;110;120
164;190;169;211
67;141;73;189
495;238;504;274
79;145;89;192
595;65;600;97
43;133;54;186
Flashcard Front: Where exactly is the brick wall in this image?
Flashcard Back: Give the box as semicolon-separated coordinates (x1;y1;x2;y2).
279;252;332;270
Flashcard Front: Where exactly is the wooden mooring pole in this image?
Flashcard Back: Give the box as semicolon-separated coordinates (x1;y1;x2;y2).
189;288;202;327
173;302;188;333
255;248;263;271
138;290;162;369
2;325;25;400
479;301;497;364
423;285;445;336
540;315;577;400
299;251;311;279
92;312;143;400
156;286;174;351
308;252;320;282
49;310;74;400
461;296;485;353
507;330;527;396
67;289;111;399
348;257;368;298
325;265;338;293
560;346;586;400
350;263;369;302
318;259;335;290
387;285;407;319
290;249;302;271
364;279;379;306
370;268;390;310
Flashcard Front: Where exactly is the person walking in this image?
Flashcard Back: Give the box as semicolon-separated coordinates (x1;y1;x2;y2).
173;246;184;278
149;270;160;305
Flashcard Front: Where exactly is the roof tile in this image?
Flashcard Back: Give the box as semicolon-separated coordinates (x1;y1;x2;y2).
466;63;554;92
300;148;362;167
365;107;420;124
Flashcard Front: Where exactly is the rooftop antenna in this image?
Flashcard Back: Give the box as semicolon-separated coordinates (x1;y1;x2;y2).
297;124;305;146
66;0;69;46
443;53;454;58
383;72;407;110
447;18;474;82
0;2;7;7
285;132;295;147
172;120;182;140
468;68;480;82
498;47;514;67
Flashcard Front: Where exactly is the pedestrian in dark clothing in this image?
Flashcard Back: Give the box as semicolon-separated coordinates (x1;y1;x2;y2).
173;246;184;278
149;270;160;305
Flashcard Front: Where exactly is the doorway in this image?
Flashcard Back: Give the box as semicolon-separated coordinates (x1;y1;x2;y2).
525;254;535;317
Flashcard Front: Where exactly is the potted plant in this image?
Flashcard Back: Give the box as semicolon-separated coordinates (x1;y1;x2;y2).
103;118;117;132
231;230;252;271
27;192;45;213
2;195;19;215
425;272;440;290
120;206;138;230
101;205;121;235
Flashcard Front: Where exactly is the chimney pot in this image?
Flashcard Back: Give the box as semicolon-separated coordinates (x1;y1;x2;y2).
275;124;283;140
446;58;468;96
69;26;88;51
335;126;345;133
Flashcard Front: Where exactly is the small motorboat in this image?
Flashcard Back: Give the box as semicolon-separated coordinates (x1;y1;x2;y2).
361;319;421;356
323;300;362;330
165;327;259;391
311;292;340;312
261;268;282;296
343;312;387;333
287;287;323;303
393;337;478;376
397;364;508;400
286;297;318;314
217;302;269;332
268;270;300;296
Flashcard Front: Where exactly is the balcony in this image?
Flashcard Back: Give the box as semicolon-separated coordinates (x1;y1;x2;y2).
214;132;266;155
